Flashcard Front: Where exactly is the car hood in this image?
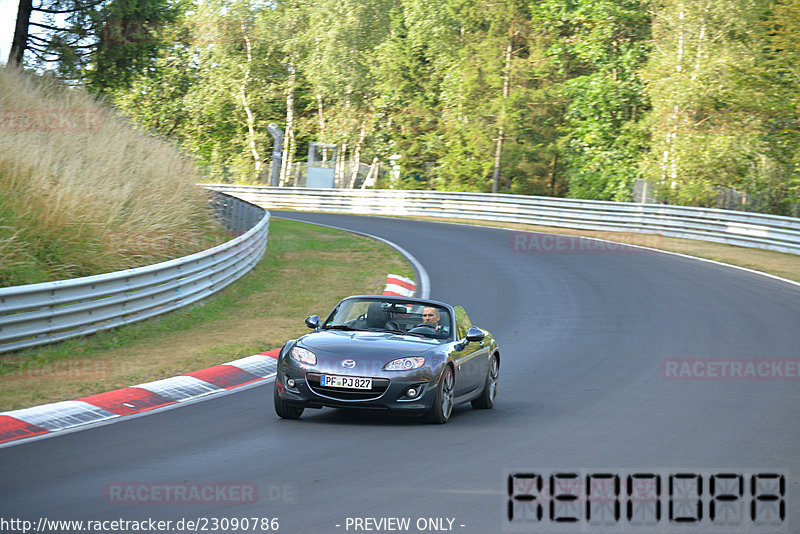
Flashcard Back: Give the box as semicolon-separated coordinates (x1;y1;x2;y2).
297;330;442;362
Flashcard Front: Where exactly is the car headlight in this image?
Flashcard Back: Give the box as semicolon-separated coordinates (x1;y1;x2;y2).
384;357;425;371
290;346;317;365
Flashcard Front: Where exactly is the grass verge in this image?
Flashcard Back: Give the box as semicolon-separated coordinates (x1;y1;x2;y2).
0;218;414;411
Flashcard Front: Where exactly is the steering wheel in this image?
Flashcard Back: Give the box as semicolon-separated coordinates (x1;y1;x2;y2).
410;323;438;332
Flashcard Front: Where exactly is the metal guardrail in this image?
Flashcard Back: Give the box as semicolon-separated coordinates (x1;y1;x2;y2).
0;192;269;354
202;185;800;256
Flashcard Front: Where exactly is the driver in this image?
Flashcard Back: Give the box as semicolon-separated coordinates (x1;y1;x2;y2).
422;307;443;332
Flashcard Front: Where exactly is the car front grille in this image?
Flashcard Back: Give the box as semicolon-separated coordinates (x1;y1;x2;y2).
306;373;390;401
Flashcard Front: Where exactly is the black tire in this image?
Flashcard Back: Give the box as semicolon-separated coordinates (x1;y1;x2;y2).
471;354;499;409
274;382;304;419
426;365;455;424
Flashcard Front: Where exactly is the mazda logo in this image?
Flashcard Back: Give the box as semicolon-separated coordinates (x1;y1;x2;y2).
341;359;356;368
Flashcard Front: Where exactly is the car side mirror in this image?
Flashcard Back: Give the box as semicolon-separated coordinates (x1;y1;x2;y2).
466;327;485;343
305;315;320;330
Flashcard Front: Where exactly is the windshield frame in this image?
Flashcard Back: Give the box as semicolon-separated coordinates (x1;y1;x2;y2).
322;296;455;341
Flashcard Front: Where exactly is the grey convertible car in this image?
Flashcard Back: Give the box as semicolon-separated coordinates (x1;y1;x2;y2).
273;295;499;423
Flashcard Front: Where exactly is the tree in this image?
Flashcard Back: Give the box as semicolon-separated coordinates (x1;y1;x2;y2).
640;0;782;208
299;0;393;186
429;0;571;194
85;0;183;92
178;0;290;182
8;0;178;89
9;0;103;68
435;0;530;192
370;0;457;188
532;0;651;201
749;0;800;214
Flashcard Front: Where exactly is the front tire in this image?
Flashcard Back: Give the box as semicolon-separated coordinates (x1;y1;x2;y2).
471;354;499;409
426;365;454;424
274;382;304;419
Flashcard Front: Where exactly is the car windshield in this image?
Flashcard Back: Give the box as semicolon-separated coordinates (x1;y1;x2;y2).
323;298;452;340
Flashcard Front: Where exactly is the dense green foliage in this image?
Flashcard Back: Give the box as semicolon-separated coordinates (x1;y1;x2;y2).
17;0;800;214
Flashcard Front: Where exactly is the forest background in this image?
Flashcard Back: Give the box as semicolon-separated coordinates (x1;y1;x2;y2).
7;0;800;215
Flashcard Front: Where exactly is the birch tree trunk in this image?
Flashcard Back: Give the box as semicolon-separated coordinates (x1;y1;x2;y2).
660;3;686;187
279;63;296;187
491;39;513;194
347;118;368;188
239;31;261;178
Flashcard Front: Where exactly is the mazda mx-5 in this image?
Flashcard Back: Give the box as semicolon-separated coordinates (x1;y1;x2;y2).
273;295;499;423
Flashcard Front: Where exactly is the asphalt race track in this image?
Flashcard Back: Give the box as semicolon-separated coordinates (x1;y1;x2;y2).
1;211;799;534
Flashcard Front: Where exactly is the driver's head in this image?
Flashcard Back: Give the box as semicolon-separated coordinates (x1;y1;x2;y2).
422;307;440;325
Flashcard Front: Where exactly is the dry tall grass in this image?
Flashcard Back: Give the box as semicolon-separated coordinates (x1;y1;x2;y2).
0;67;226;286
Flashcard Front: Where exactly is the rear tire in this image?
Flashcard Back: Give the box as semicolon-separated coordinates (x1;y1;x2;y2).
471;354;499;409
274;382;304;419
426;365;454;424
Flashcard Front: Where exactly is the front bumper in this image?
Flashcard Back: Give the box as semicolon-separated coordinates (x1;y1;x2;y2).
276;364;437;414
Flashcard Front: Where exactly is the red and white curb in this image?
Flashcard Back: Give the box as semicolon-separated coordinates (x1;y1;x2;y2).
0;350;280;446
383;274;415;297
0;275;416;446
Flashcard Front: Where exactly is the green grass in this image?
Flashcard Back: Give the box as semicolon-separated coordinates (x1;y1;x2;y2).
0;218;414;411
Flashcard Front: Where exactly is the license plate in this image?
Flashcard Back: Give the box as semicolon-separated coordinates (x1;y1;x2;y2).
320;374;372;390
